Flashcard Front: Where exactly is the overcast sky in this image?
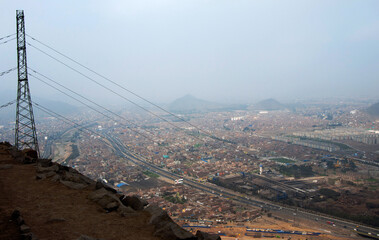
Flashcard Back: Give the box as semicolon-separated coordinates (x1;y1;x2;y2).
1;0;379;106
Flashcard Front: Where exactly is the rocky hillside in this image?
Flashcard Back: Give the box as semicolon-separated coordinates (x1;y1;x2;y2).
0;142;219;240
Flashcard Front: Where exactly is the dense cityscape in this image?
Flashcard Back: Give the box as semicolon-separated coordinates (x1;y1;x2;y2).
1;97;378;239
1;2;379;239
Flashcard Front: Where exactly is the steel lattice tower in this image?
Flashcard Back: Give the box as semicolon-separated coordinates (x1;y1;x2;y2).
15;10;39;156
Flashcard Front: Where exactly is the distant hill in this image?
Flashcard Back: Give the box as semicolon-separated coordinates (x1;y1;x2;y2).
249;98;286;111
366;102;379;117
169;95;245;113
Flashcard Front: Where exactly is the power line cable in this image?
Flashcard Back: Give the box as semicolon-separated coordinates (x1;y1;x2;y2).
0;67;17;77
26;36;219;140
0;100;16;110
34;102;105;139
29;71;195;157
28;68;166;142
0;37;16;45
29;73;154;142
26;35;195;126
0;33;16;41
26;36;247;158
27;42;209;144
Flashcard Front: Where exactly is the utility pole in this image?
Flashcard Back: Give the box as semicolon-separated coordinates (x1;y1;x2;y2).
15;10;39;156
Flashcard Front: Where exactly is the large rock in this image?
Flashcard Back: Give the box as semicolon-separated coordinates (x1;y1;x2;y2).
62;171;82;183
36;171;56;180
36;164;59;174
51;174;61;182
10;147;25;163
62;171;94;185
154;222;196;240
22;149;38;159
144;204;172;229
196;231;221;240
117;205;136;216
88;187;121;211
36;159;52;167
144;204;195;240
95;179;117;193
120;195;147;211
20;149;38;164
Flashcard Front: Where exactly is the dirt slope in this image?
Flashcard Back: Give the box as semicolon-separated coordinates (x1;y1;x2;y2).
0;145;159;240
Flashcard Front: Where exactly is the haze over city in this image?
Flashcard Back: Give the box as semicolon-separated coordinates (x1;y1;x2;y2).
1;0;379;105
1;2;379;240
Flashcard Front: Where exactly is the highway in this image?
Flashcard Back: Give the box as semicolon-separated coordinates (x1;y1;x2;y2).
105;133;379;239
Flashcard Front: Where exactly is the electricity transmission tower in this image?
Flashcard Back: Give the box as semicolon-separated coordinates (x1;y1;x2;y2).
15;10;40;156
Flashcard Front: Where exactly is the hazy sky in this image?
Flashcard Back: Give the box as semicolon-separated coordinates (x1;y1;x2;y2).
1;0;379;105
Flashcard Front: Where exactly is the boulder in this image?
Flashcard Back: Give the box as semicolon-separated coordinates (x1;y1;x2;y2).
80;175;95;185
154;222;196;240
144;204;195;239
97;196;119;210
120;195;146;211
60;171;95;186
58;164;71;172
51;174;61;182
117;205;136;217
95;179;117;193
145;205;172;229
36;164;59;174
22;149;38;159
36;159;52;167
105;202;119;211
36;171;56;180
196;231;221;240
62;171;82;183
10;148;25;163
88;188;110;201
88;188;121;211
20;149;38;164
